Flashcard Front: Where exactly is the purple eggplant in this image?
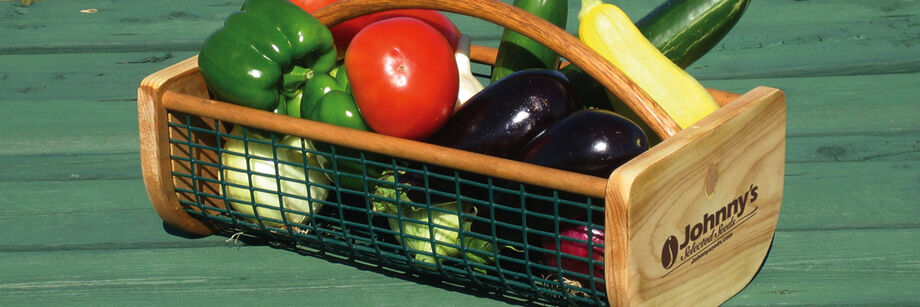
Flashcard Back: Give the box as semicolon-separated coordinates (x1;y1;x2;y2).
519;109;648;178
426;69;578;159
417;69;579;216
516;109;647;224
488;109;647;259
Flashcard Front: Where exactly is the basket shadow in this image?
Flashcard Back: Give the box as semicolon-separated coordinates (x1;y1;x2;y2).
255;234;578;307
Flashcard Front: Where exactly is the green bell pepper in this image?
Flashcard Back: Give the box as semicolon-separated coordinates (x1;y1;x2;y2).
295;73;341;119
285;62;350;119
309;90;366;130
332;62;351;93
305;86;384;192
198;0;337;111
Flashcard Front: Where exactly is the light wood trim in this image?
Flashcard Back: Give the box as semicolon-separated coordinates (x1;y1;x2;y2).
708;88;742;106
605;87;785;306
137;56;216;236
313;0;681;139
160;90;608;199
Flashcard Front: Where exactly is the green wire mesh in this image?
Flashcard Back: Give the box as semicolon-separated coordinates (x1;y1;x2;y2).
166;111;608;306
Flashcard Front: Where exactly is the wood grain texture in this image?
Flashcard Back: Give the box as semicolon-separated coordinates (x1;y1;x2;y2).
0;0;238;54
606;87;785;306
726;228;920;306
0;51;195;102
686;0;920;80
4;0;917;79
2;229;915;307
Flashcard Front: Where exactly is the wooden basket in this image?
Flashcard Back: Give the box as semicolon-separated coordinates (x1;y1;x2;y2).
137;0;785;305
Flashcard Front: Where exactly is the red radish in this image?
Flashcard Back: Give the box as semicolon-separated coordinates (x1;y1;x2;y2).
542;223;605;291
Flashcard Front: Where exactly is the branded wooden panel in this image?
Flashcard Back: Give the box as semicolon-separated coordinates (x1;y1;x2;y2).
606;87;785;306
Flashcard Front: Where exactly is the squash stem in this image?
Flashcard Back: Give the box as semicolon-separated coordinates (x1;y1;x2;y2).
579;0;603;20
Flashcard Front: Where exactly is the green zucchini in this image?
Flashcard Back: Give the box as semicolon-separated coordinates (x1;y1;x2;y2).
637;0;751;69
490;0;567;84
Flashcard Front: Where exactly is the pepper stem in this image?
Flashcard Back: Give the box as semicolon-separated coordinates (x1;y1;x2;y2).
282;66;315;90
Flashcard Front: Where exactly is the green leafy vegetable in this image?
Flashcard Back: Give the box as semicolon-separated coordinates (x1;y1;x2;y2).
372;171;494;268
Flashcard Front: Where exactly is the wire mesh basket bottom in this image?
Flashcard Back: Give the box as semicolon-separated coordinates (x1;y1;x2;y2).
165;110;610;305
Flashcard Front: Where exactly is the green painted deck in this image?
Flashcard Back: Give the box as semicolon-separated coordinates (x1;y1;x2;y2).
1;0;918;305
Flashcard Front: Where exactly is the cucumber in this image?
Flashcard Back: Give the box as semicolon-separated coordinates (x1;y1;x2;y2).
490;0;567;84
637;0;751;69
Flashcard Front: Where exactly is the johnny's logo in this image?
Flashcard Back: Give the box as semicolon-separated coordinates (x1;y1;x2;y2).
660;185;759;272
661;235;680;269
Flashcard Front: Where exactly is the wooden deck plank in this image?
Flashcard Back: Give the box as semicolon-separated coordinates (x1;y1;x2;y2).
2;1;918;79
702;72;920;135
687;0;920;79
0;99;140;156
0;183;179;247
0;0;240;54
0;51;196;102
728;228;920;306
0;152;140;182
1;228;916;306
787;132;920;164
0;244;519;307
779;160;920;231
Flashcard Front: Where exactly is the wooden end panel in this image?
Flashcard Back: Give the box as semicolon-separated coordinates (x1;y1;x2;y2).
137;56;217;236
605;87;786;306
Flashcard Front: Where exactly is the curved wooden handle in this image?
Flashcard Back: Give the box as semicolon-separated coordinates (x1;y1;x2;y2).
470;44;741;106
312;0;681;139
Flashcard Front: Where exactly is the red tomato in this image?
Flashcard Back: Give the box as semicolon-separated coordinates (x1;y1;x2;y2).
364;9;460;50
345;17;459;140
287;0;333;11
288;0;460;53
